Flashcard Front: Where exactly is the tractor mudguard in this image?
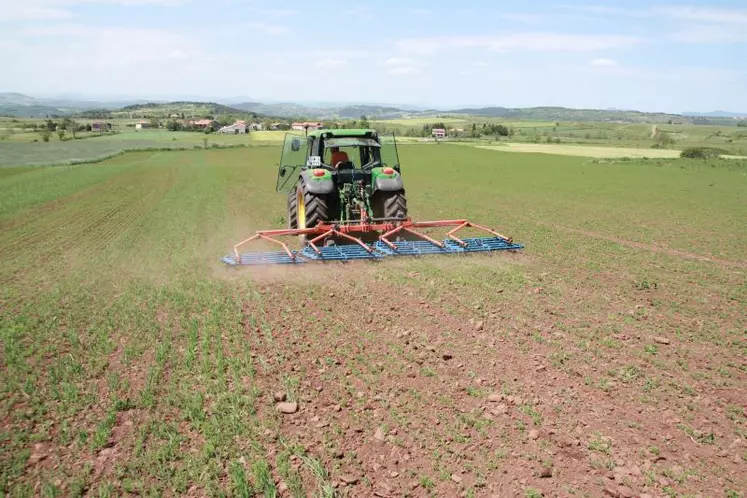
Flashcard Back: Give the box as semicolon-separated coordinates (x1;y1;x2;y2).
299;169;335;195
371;168;404;192
374;175;404;191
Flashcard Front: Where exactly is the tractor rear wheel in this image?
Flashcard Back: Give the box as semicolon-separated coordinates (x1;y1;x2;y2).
373;189;408;220
287;189;298;229
296;180;332;244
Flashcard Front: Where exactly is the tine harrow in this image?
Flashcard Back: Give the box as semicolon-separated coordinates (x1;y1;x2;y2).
221;219;523;266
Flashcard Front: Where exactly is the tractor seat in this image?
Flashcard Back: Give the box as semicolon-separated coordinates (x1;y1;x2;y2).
335;161;355;170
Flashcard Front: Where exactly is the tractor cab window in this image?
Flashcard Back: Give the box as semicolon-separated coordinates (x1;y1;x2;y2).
323;137;382;169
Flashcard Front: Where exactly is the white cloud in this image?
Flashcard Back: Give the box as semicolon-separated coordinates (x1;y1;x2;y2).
590;58;617;67
0;4;74;21
17;24;202;66
387;66;418;75
473;61;489;67
384;57;412;66
652;6;747;25
671;25;747;44
396;33;644;55
246;22;289;35
315;59;346;68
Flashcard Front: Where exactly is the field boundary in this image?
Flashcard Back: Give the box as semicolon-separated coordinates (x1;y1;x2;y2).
0;142;278;169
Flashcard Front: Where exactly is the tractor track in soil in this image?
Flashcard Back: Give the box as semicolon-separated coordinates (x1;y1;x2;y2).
542;222;747;270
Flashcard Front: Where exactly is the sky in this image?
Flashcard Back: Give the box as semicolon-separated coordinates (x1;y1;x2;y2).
0;0;746;113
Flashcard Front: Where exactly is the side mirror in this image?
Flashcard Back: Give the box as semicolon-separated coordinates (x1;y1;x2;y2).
290;138;300;152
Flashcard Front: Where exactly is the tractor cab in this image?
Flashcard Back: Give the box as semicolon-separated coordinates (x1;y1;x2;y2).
275;129;400;193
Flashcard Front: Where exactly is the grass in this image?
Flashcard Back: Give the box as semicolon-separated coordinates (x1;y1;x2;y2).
1;142;745;496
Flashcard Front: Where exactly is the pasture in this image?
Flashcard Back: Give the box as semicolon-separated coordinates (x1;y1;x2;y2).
1;144;745;497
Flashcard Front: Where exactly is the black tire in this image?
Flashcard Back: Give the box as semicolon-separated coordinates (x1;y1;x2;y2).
297;180;332;243
287;188;298;229
372;189;408;220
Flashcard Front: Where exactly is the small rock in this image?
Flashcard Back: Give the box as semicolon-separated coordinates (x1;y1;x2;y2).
603;484;619;497
276;402;298;414
451;474;462;483
539;467;552;478
274;391;287;402
333;450;344;459
617;486;634;498
442;353;453;361
374;427;386;442
654;336;671;345
474;321;485;331
528;429;540;440
390;471;399;478
340;474;359;485
491;404;509;416
488;393;502;403
277;482;289;493
333;404;342;412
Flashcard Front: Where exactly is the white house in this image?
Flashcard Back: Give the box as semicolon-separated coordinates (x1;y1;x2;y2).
218;122;247;134
432;128;446;138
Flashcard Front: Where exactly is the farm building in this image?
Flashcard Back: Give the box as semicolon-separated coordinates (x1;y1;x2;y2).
189;119;218;129
217;122;247;134
432;128;446;138
248;123;264;131
135;120;150;130
291;122;323;131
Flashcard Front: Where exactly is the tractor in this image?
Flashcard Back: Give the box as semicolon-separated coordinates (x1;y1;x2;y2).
222;128;523;265
277;128;407;241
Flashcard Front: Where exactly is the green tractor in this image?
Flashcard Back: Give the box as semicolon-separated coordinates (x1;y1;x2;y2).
276;129;408;240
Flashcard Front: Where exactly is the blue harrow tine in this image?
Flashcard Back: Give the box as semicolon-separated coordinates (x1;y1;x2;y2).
301;244;383;262
445;237;524;252
222;251;304;266
373;240;462;256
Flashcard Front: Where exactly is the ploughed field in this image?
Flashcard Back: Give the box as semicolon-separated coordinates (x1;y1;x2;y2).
1;145;745;497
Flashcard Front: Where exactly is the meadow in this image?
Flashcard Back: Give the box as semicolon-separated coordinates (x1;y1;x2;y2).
1;142;746;497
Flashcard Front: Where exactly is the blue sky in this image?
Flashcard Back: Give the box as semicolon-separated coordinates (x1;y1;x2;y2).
1;0;746;112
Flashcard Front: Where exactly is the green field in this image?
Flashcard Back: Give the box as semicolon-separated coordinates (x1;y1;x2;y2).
1;144;745;497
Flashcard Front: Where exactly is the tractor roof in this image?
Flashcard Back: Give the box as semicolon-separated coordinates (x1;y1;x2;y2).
307;128;377;138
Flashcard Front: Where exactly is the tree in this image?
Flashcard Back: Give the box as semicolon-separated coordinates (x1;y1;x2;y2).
39;129;51;142
359;115;370;128
738;120;747;127
57;130;66;141
653;131;676;149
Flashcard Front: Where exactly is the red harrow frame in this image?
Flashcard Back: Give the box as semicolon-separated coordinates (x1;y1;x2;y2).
221;218;523;266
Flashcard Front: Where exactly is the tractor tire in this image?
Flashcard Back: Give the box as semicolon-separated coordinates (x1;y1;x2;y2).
296;180;332;243
287;188;298;229
373;189;408;220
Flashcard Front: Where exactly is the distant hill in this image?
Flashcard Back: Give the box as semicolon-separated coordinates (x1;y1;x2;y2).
682;111;747;118
2;92;745;125
446;106;686;124
117;101;253;117
230;101;423;120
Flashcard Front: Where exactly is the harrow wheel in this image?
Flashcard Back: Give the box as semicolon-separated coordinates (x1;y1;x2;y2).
296;179;332;243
